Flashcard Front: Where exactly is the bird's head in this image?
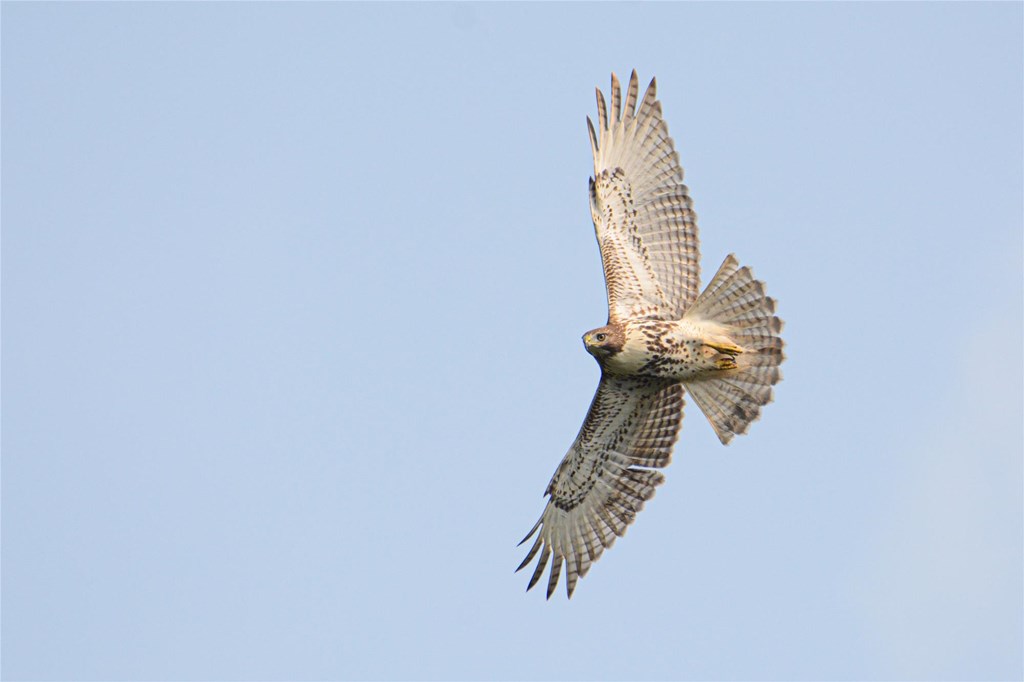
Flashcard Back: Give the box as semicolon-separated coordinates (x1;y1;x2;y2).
583;324;624;359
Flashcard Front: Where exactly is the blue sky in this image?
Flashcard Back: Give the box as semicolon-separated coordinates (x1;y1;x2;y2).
3;2;1021;680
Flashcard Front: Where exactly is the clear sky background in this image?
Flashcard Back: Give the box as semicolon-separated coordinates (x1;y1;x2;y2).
3;3;1021;681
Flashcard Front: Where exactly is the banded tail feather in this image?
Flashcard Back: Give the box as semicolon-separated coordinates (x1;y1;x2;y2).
683;254;784;444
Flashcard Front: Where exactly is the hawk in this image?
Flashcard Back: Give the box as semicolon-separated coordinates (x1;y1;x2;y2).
517;71;785;599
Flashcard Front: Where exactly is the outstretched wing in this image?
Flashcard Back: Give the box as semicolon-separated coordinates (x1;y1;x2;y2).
588;70;700;323
517;376;684;599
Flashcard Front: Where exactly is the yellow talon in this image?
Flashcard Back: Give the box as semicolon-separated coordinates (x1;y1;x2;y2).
715;356;738;370
704;340;742;371
704;341;743;356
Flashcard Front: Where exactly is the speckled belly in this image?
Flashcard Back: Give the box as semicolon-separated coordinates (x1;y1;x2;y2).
603;319;724;380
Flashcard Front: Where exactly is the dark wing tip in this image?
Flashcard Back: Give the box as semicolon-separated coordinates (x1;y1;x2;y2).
516;535;543;573
517;517;542;546
545;555;563;599
586;116;598;154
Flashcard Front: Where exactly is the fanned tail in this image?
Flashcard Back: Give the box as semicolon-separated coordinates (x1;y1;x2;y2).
683;254;784;444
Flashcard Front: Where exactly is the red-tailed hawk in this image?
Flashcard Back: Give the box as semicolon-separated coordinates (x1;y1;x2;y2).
518;71;785;599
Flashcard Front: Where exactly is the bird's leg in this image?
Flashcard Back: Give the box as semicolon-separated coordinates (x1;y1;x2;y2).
704;340;742;370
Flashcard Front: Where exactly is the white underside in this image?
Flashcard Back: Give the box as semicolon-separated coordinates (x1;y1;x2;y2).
603;318;736;380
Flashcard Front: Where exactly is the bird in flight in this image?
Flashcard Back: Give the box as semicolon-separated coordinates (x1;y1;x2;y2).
517;71;785;599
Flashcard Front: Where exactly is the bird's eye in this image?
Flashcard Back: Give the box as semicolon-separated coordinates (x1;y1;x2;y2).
595;333;607;342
